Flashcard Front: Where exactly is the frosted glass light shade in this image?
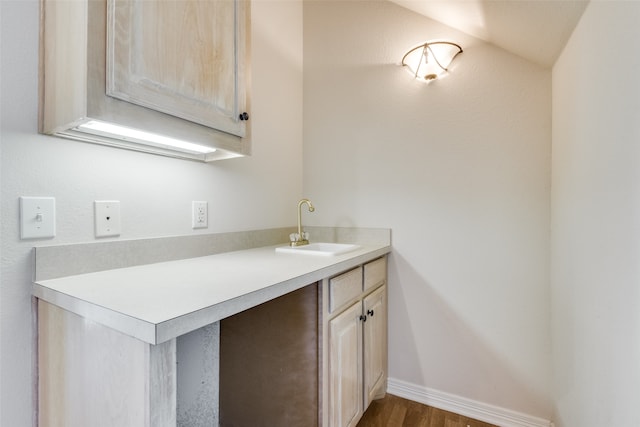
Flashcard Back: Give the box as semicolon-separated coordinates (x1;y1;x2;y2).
402;41;463;81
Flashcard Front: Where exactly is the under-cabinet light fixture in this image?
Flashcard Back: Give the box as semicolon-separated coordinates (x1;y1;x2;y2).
401;41;463;81
75;121;217;155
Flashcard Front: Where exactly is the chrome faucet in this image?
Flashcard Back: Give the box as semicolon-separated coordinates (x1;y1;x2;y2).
290;198;315;247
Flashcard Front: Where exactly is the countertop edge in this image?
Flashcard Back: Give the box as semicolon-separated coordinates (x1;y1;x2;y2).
33;244;391;345
155;246;391;343
32;283;157;344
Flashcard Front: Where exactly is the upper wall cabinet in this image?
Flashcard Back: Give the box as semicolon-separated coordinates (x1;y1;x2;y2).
39;0;251;162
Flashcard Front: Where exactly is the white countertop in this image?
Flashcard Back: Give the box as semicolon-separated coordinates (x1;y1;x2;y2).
33;243;390;344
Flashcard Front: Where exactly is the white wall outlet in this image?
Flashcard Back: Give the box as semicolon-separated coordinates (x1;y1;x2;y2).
192;201;208;229
94;200;121;237
20;196;56;239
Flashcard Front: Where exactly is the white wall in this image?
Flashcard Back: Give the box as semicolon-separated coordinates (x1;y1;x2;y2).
0;1;303;425
303;0;552;419
551;2;640;426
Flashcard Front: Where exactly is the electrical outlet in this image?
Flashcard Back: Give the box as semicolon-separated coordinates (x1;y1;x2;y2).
192;201;208;229
94;200;121;237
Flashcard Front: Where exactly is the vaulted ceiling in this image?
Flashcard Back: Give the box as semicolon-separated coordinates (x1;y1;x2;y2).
389;0;590;68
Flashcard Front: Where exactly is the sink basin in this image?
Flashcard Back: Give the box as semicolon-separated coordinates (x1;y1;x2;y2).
275;242;361;256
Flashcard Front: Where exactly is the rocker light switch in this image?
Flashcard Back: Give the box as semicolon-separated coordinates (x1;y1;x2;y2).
20;196;56;240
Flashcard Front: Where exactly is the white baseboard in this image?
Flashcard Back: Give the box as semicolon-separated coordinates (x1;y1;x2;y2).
386;378;553;427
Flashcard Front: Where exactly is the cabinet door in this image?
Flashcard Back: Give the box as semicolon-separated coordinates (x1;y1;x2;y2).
363;285;387;408
107;0;248;137
328;302;363;427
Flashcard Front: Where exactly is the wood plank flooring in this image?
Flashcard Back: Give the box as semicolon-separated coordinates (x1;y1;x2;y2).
356;394;498;427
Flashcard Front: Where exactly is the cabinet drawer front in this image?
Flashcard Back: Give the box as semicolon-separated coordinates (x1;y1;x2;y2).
329;267;363;313
364;257;386;291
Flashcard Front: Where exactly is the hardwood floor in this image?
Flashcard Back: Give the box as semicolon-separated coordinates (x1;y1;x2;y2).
356;394;498;427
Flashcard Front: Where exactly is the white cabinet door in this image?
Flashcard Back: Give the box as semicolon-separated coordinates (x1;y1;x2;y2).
363;284;387;408
107;0;248;137
329;301;363;427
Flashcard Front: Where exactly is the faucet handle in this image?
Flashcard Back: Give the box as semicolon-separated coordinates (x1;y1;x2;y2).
289;233;299;242
302;231;309;241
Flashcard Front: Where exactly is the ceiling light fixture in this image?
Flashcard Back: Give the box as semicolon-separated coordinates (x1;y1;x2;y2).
401;41;463;81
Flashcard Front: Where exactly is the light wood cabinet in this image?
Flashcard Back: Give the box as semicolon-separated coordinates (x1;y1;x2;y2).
107;0;248;138
322;257;388;427
363;285;387;408
38;301;179;427
328;301;364;427
39;0;250;161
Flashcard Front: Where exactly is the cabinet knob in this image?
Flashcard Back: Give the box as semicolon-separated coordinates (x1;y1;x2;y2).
239;112;249;121
359;315;367;322
367;309;374;317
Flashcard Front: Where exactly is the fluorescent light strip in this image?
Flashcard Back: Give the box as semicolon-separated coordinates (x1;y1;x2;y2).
76;120;216;154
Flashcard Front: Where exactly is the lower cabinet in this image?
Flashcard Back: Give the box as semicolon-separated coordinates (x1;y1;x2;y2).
328;301;364;427
37;301;178;427
323;257;388;427
217;255;388;427
363;284;387;408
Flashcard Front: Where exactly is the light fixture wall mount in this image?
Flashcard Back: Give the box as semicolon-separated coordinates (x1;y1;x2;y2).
401;41;463;81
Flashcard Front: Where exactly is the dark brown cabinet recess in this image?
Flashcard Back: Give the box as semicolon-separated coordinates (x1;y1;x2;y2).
219;284;319;427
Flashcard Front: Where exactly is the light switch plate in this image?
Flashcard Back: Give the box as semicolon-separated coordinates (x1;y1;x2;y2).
20;196;56;239
94;200;121;237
